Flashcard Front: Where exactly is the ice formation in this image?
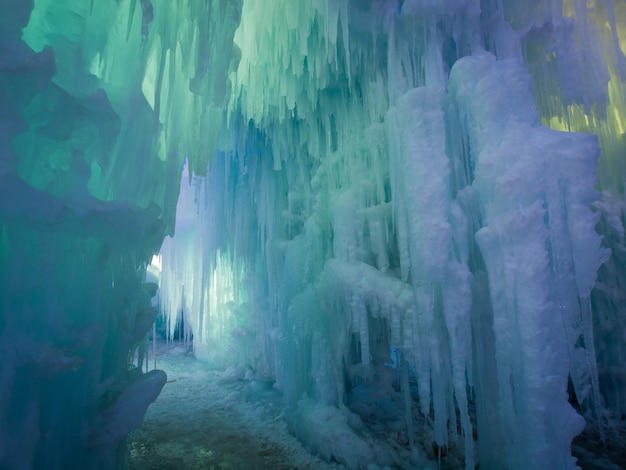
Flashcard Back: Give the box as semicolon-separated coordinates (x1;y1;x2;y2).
1;0;625;468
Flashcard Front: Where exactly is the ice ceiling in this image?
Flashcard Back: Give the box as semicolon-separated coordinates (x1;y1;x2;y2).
0;0;625;469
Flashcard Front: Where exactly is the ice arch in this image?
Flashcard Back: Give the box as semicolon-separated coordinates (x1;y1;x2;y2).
0;0;624;468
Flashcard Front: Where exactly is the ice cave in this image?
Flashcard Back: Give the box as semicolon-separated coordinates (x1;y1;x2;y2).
1;0;625;468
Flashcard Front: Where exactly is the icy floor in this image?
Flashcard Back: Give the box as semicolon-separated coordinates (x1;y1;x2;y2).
129;341;626;470
571;420;626;470
128;341;343;470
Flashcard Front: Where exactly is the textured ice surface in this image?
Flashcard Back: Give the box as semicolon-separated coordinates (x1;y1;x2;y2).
0;0;241;467
2;0;625;469
89;369;167;447
157;1;625;468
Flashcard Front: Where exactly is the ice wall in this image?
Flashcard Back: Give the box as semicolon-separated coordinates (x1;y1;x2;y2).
3;0;625;469
160;0;625;469
0;0;240;468
494;0;626;421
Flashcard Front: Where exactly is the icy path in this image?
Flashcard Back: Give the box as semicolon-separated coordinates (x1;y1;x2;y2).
129;341;626;470
129;342;344;470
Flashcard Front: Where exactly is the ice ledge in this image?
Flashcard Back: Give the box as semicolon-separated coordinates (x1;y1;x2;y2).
88;369;167;448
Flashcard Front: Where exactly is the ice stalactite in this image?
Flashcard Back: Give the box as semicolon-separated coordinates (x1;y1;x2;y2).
3;0;625;469
449;51;608;468
159;159;254;367
159;1;623;468
516;0;626;423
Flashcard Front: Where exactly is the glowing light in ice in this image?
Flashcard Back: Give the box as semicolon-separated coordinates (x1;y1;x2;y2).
149;254;161;272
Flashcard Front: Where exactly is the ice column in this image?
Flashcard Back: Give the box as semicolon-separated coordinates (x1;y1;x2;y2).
450;51;606;469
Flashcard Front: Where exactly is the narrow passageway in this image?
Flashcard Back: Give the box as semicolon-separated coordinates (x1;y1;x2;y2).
129;342;342;470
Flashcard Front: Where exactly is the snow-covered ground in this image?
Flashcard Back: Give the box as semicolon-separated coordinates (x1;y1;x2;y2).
129;341;344;469
572;420;626;470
